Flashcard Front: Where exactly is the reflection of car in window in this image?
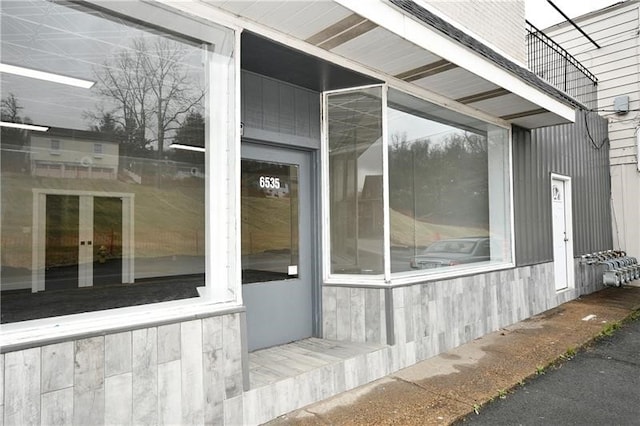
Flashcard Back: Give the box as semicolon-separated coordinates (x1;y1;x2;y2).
409;237;491;269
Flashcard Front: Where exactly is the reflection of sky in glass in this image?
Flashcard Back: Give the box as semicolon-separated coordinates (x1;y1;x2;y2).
388;108;457;146
1;0;204;132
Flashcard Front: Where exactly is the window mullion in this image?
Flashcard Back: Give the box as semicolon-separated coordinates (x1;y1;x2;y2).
382;85;391;284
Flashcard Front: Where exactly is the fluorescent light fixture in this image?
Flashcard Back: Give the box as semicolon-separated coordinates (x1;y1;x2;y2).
0;63;95;89
0;121;49;132
169;143;205;153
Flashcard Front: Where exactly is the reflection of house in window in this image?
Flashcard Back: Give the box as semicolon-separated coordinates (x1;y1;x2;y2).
359;175;383;237
30;128;118;180
49;139;60;155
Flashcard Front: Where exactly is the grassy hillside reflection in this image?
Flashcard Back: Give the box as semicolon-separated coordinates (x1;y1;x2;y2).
241;195;292;255
1;174;204;270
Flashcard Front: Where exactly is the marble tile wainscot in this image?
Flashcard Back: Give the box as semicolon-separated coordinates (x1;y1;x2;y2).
1;311;245;426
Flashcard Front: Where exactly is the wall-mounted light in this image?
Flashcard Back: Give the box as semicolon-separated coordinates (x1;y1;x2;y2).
0;121;49;132
0;63;95;89
169;143;205;153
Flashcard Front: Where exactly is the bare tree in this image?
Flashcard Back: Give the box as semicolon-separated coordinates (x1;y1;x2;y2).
1;93;23;123
91;36;204;159
1;93;31;171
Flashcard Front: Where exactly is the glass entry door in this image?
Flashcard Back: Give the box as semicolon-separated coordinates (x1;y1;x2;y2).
241;143;315;351
241;161;299;284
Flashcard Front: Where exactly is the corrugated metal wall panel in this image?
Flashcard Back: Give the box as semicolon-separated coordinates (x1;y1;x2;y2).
513;111;612;266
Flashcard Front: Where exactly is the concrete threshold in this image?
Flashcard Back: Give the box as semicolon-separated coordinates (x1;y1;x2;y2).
268;285;640;425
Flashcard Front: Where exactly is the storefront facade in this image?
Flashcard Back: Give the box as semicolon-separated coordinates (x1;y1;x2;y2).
0;1;611;424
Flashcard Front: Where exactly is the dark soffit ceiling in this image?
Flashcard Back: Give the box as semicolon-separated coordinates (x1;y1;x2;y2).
241;31;381;92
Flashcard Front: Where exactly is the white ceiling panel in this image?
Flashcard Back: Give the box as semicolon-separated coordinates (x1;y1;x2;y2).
468;94;541;117
331;27;440;76
413;68;499;100
379;50;443;77
281;3;354;40
510;111;567;128
206;1;351;41
205;0;258;16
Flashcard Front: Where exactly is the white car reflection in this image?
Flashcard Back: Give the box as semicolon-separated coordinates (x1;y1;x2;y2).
409;237;491;269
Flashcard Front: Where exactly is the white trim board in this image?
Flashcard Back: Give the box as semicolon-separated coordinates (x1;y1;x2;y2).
335;0;575;123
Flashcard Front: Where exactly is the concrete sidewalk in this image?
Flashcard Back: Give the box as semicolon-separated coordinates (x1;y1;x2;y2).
268;285;640;425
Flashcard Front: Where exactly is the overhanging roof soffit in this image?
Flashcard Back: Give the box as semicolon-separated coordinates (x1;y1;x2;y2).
203;0;576;128
501;108;547;120
456;88;510;104
306;13;378;50
395;60;458;82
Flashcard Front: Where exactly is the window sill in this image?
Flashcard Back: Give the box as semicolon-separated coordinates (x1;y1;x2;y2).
0;298;243;353
324;261;515;288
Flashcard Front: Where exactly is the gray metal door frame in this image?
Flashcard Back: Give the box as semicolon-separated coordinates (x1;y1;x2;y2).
241;141;320;351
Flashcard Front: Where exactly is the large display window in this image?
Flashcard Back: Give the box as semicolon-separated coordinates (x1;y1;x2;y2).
325;86;512;282
0;0;235;322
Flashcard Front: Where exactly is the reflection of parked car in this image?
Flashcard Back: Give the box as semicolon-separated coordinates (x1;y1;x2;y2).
409;237;490;269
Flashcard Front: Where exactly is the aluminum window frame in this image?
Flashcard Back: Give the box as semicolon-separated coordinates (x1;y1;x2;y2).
322;84;515;287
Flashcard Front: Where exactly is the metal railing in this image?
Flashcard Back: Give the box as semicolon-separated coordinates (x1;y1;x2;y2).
526;20;598;110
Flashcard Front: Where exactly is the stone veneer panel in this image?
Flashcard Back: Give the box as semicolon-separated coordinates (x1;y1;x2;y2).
157;323;181;364
73;337;105;425
40;388;73;426
132;328;157;425
158;359;182;424
324;262;595;368
0;262;607;426
1;311;245;426
105;372;132;426
323;287;386;344
4;348;40;426
104;331;132;378
180;320;204;424
576;259;606;296
202;316;225;425
222;314;243;399
41;342;73;394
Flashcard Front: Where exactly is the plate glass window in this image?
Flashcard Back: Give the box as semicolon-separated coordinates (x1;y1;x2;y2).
326;86;384;275
387;89;511;274
0;0;234;322
325;87;512;279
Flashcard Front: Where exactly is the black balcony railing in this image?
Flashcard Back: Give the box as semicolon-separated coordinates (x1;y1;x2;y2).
526;20;597;110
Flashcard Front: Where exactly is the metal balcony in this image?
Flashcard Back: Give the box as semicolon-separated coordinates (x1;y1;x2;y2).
526;20;598;110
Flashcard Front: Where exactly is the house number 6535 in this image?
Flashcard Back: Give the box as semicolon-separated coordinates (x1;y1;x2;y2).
259;176;280;189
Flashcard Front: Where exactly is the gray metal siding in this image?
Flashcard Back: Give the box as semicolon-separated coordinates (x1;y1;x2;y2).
513;111;612;265
241;71;320;140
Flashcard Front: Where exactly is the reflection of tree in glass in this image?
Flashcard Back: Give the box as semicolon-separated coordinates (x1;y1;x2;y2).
89;37;205;160
172;111;204;165
1;93;31;172
389;131;489;228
